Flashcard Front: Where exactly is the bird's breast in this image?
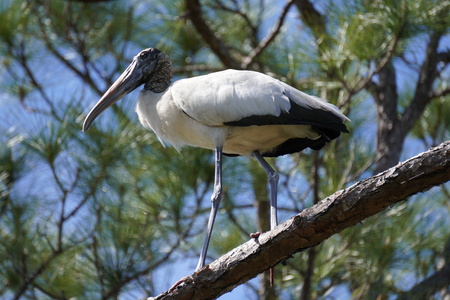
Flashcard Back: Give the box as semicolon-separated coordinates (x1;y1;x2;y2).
136;89;225;151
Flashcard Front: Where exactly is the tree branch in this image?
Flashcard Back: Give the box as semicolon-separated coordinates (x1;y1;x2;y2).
396;262;450;300
148;141;450;299
352;32;401;95
401;31;443;135
430;86;450;99
240;0;294;69
212;0;258;41
36;12;103;96
293;0;327;51
184;0;240;69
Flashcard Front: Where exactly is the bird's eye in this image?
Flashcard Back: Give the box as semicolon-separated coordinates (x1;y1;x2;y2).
139;52;149;59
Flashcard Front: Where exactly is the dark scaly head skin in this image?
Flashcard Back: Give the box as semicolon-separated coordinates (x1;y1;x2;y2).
143;48;172;93
82;48;172;132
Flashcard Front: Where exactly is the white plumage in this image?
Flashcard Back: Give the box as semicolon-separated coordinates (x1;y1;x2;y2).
83;48;349;274
136;69;347;155
171;70;344;125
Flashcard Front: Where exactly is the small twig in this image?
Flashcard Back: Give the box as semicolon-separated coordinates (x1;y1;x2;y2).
185;0;240;68
353;32;401;94
430;87;450;99
212;0;258;39
241;0;294;69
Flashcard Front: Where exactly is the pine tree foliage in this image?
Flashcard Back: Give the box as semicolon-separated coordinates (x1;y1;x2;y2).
0;0;449;299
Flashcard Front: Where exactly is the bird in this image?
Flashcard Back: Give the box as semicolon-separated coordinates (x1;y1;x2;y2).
83;47;349;275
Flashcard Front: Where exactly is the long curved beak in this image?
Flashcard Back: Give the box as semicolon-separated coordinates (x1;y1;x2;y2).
82;59;143;133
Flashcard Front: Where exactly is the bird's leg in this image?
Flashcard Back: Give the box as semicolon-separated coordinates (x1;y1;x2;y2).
252;151;279;286
252;151;279;230
196;146;223;271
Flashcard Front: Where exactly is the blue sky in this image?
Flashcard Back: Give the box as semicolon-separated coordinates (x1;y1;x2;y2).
1;0;449;299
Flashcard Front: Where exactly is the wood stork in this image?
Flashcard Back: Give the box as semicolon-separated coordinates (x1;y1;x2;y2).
83;48;349;274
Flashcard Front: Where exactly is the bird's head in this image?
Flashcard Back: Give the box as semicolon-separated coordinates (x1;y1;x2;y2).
82;47;172;132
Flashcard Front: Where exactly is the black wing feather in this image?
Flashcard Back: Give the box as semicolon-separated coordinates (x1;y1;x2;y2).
223;96;348;157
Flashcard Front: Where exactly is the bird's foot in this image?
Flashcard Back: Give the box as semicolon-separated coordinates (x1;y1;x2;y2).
249;232;261;238
168;276;189;292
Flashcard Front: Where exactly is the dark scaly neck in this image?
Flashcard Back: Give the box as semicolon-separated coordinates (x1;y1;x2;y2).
145;54;173;93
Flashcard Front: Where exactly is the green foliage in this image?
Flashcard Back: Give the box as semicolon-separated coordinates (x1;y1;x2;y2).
0;0;448;299
413;94;450;147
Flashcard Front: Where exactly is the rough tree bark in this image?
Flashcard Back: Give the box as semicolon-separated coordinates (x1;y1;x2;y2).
148;141;450;300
